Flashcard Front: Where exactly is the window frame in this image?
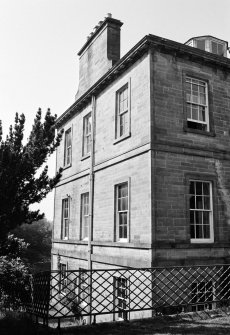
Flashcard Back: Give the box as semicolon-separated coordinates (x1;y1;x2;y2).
80;192;89;241
114;181;130;243
182;72;215;136
114;276;129;321
189;180;214;244
61;197;70;240
186;77;209;131
82;113;92;158
114;81;131;143
64;128;72;168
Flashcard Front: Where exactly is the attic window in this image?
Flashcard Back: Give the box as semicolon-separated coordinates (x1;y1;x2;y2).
185;36;228;57
197;40;205;50
211;41;224;56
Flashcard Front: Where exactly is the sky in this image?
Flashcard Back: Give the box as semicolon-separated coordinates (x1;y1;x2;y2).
0;0;229;220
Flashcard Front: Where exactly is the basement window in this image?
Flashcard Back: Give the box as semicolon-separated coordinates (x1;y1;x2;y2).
190;281;215;311
59;263;67;294
114;276;128;320
186;77;209;132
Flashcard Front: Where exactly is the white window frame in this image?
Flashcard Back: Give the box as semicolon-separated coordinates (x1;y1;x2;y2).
64;128;72;167
82;113;92;157
186;77;209;131
189;180;214;243
114;276;128;321
80;192;89;240
115;83;130;140
61;198;70;240
115;182;129;242
191;281;215;312
59;263;67;294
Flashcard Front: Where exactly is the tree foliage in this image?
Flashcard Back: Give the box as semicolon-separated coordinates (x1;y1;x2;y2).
12;219;52;273
0;235;30;310
0;109;62;240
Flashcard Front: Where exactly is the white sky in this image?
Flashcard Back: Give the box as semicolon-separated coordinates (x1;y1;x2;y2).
0;0;229;220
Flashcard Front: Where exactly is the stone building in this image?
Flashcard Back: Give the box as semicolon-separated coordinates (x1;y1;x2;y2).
52;14;230;321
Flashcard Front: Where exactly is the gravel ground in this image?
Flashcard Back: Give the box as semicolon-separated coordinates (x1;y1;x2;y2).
1;310;230;335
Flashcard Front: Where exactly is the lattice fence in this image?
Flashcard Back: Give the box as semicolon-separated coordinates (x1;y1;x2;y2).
27;264;230;323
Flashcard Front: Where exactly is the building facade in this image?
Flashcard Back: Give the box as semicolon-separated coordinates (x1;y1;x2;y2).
52;15;230;321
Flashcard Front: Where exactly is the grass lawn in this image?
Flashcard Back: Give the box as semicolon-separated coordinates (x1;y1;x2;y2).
1;310;230;335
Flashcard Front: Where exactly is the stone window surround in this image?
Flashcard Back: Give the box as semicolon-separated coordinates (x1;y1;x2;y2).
185;173;217;244
80;192;90;241
82;112;92;158
114;79;131;144
63;127;72;168
182;70;215;137
114;178;131;243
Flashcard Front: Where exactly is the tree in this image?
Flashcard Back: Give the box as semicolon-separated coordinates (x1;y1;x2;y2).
12;219;52;273
0;235;30;310
0;109;62;240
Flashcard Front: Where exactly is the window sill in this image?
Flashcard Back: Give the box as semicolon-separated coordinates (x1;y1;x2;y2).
117;239;128;243
63;163;72;171
190;239;214;244
183;127;215;137
113;133;131;145
81;153;90;161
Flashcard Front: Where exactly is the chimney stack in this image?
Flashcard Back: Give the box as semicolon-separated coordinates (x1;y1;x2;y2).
75;15;123;100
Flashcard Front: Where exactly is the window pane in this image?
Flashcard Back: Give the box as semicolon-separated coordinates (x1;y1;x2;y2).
196;224;203;238
203;183;210;195
211;41;217;54
190;211;194;224
196;196;203;209
190;224;195;239
195;211;202;224
190;196;195;209
203;197;210;210
203;224;210;239
196;182;202;195
203;211;210;225
192;106;198;120
197;40;205;50
217;43;224;56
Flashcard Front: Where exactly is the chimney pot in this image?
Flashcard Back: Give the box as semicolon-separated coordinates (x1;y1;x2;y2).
107;13;112;18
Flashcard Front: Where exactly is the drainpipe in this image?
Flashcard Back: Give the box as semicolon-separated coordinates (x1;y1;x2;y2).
88;95;96;324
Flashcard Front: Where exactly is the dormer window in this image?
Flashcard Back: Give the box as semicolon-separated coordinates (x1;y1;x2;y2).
211;40;224;56
185;36;228;57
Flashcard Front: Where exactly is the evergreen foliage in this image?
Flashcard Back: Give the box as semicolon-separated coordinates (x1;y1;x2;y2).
0;235;30;310
12;219;52;273
0;109;63;240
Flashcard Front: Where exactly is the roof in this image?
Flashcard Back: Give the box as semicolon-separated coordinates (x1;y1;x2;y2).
56;34;230;128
